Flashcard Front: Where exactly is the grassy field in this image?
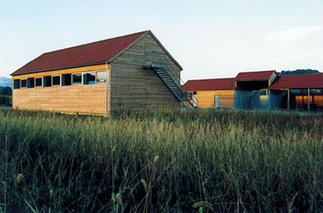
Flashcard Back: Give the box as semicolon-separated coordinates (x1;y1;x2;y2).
0;108;323;212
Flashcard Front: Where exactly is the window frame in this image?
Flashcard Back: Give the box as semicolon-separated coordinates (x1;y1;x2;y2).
21;79;27;88
35;78;42;87
72;73;82;85
62;73;72;86
52;75;61;86
83;71;96;85
27;78;35;88
43;76;52;87
14;79;20;89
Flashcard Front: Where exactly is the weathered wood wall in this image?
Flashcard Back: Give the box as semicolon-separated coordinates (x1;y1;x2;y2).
196;90;235;108
110;33;181;112
12;64;107;115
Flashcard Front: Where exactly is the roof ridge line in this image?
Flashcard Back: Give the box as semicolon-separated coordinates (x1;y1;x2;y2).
43;30;150;55
187;77;235;81
238;70;275;73
11;30;150;76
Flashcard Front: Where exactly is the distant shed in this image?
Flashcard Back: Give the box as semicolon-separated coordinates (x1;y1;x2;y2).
234;70;278;110
182;78;235;108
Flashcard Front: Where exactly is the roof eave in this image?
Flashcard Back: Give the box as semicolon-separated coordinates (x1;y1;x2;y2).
12;30;183;76
235;78;270;82
182;88;234;91
11;31;149;76
271;86;323;89
11;61;106;76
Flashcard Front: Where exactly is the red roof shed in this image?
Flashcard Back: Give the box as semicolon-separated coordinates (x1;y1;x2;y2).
181;78;235;91
235;70;276;81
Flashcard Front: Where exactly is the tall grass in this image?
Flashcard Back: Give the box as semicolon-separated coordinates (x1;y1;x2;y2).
0;108;323;212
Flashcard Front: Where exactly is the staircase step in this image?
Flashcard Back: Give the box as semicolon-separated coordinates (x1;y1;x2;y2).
144;64;197;110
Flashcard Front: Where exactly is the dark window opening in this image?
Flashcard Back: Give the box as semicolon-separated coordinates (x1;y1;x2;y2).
73;74;82;84
36;78;42;86
44;76;51;87
14;79;20;89
27;78;35;88
236;80;269;91
83;72;96;85
62;74;72;86
21;79;27;88
53;76;60;86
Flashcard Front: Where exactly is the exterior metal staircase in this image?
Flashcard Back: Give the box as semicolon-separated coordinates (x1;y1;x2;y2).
144;64;196;109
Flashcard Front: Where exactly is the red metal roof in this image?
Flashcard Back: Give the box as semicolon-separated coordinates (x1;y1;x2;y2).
235;70;275;81
182;78;235;91
12;31;148;76
270;73;323;89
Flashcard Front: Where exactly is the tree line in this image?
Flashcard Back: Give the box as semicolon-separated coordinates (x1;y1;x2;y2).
0;86;12;96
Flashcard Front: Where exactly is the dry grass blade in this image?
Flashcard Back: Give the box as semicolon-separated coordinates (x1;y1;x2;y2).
0;108;322;212
193;201;215;212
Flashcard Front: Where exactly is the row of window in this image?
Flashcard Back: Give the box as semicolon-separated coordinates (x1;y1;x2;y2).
295;95;323;107
14;71;108;89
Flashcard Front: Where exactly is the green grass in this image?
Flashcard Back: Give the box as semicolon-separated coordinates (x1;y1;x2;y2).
0;108;323;212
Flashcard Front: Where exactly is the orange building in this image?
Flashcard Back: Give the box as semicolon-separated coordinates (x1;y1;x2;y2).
181;78;235;108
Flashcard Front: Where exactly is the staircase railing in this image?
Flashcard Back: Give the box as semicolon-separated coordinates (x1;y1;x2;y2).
143;64;196;109
155;58;198;107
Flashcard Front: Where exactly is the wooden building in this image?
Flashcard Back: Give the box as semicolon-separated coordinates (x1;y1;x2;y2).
11;31;194;115
183;70;323;111
181;78;235;108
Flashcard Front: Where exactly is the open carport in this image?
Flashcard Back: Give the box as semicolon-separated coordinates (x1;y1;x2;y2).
270;73;323;111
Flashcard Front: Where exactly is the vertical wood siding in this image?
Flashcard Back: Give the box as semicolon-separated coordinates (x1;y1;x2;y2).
110;34;181;112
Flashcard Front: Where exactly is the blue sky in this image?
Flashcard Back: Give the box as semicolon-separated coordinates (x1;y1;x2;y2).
1;0;323;81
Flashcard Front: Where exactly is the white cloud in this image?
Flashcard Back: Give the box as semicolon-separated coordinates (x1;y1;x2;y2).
265;26;322;42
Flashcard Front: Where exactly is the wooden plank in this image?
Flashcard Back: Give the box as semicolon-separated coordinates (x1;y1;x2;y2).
12;64;107;115
107;63;111;116
110;33;181;112
195;90;235;108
